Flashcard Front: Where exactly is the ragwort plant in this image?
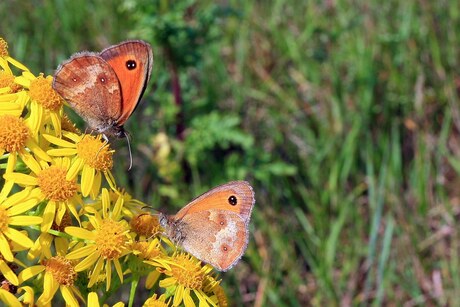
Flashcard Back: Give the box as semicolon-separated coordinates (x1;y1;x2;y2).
0;38;227;307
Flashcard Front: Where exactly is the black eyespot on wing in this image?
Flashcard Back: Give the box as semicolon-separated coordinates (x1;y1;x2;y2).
126;60;137;70
228;195;237;206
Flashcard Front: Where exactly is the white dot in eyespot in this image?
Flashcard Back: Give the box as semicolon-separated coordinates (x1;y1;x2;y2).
72;78;77;82
100;77;105;83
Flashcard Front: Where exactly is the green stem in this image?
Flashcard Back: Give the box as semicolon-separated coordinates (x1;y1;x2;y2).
128;274;140;307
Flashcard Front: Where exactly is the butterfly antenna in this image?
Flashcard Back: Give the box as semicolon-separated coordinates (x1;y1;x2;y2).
124;131;133;170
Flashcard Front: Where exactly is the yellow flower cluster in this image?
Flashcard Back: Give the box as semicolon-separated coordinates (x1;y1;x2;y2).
0;38;227;307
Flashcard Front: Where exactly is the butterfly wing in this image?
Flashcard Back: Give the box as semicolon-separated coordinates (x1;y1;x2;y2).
52;53;122;133
100;40;153;125
168;181;255;271
174;181;255;222
178;209;250;271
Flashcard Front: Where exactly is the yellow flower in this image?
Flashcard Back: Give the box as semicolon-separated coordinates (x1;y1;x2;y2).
0;115;30;153
0;236;32;287
211;285;228;307
18;255;83;306
3;157;83;232
0;189;42;263
65;189;131;290
143;293;171;307
0;87;23;113
14;72;64;136
43;132;116;198
158;253;221;307
28;211;72;260
130;213;161;238
0;70;23;94
0;38;29;74
89;188;146;218
130;238;171;289
0;114;51;200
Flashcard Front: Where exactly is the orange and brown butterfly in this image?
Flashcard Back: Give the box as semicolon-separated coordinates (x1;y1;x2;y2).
52;40;153;138
159;181;255;271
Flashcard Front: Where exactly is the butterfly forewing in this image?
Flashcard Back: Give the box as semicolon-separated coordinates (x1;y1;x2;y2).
100;40;153;125
173;181;255;223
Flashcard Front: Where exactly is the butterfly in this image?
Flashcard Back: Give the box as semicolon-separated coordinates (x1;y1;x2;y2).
52;40;153;138
159;181;255;271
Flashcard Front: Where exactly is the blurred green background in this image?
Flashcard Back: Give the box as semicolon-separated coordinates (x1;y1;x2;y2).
2;0;460;305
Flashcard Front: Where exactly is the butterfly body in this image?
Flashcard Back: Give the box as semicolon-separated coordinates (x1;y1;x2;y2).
52;40;153;138
159;181;255;271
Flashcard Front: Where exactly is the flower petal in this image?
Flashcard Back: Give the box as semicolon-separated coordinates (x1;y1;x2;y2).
0;234;14;262
8;57;29;71
65;226;96;241
0;180;14;203
62;131;81;143
4;227;33;248
88;257;104;287
6;153;17;174
7;198;39;216
38;271;59;305
106;259;112;291
42;133;75;148
0;260;18;285
174;284;185;307
3;172;37;186
75;250;100;272
60;285;79;307
17;149;42;174
183;288;196;307
1;188;31;209
0;93;17;103
13;76;30;88
56;202;66;226
50;112;62;137
87;292;100;307
114;259;123;285
66;157;84;181
81;165;95;197
66;244;97;260
8;215;42;226
25;138;51;162
41;200;56;232
18;265;45;283
0;289;22;307
67;202;81;226
48;148;78;157
29;100;42;135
